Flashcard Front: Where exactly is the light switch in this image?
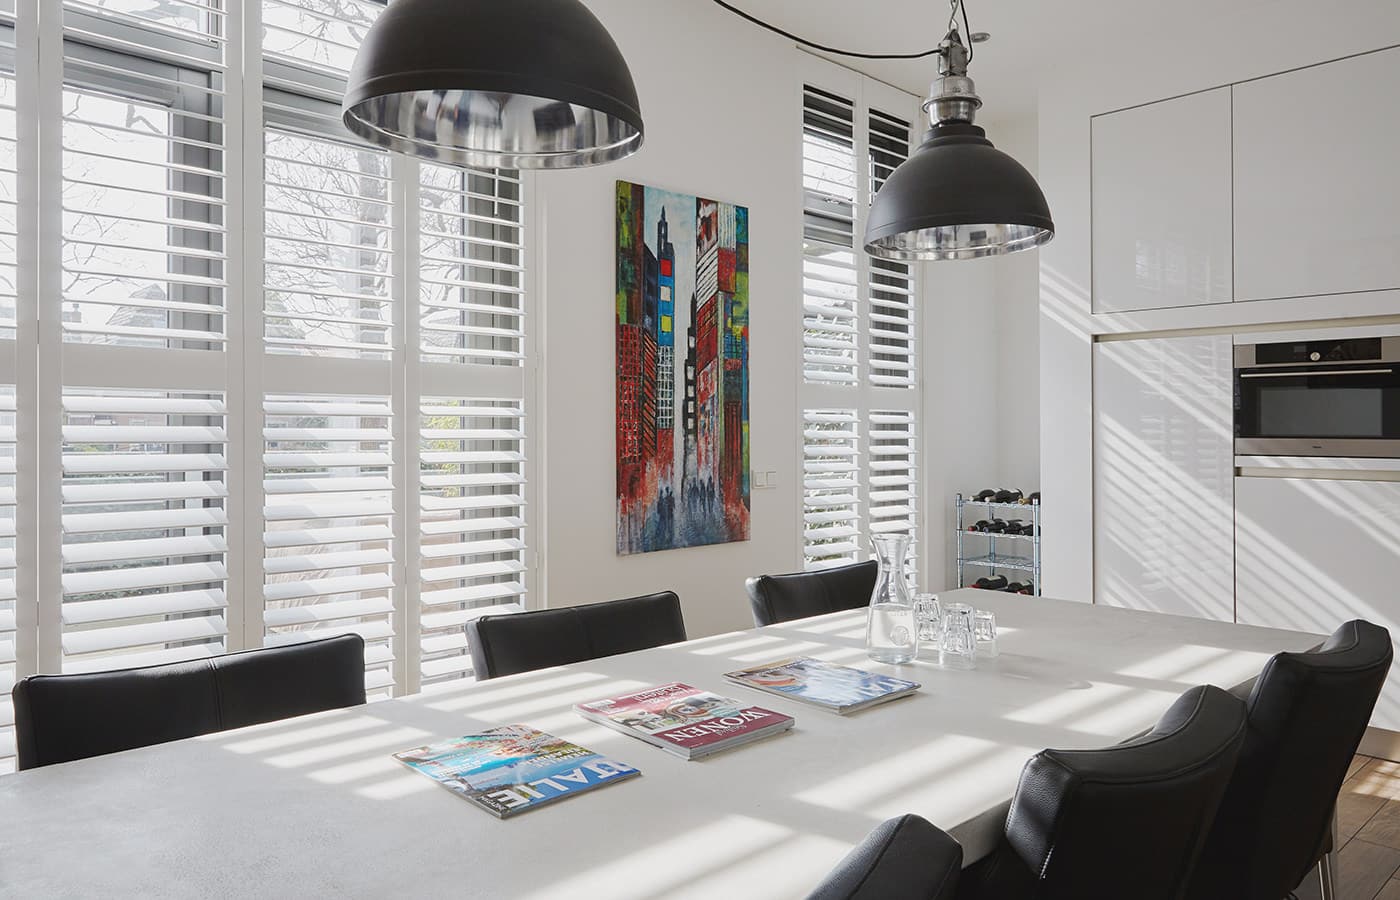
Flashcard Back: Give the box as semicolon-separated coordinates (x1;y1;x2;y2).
765;470;777;487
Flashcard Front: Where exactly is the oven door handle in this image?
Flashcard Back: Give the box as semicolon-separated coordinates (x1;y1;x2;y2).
1239;368;1394;378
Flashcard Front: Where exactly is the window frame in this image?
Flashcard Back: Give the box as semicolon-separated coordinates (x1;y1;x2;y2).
0;0;538;757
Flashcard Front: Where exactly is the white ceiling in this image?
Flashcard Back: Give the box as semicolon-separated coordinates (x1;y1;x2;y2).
724;0;1279;122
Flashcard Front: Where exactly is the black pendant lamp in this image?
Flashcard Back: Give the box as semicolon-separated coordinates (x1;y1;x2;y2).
865;3;1053;260
343;0;644;169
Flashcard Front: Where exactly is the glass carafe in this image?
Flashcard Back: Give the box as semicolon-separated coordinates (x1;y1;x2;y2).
866;533;918;664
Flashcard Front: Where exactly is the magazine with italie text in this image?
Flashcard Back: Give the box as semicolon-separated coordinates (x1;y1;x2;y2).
724;657;921;714
574;682;794;759
393;724;640;818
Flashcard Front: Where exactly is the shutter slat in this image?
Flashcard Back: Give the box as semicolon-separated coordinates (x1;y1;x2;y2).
262;596;394;627
61;615;226;657
421;582;526;608
264;548;394;575
62;589;227;625
63;643;220;675
61;534;227;565
263;572;393;602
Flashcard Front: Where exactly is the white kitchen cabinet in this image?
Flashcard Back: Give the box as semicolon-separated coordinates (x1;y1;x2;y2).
1236;476;1400;731
1093;335;1235;621
1091;88;1233;314
1234;47;1400;301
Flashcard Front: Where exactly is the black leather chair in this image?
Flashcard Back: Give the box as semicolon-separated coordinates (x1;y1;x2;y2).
467;591;686;680
807;814;962;900
956;684;1249;900
13;634;366;770
1186;620;1392;900
746;560;877;627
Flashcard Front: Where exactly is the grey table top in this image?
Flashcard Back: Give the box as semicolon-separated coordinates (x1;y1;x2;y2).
0;590;1321;899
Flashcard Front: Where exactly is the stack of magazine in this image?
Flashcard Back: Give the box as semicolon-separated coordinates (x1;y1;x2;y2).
724;656;921;715
574;682;794;759
393;661;920;819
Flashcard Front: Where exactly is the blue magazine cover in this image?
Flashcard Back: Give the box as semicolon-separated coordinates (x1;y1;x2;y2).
394;724;641;818
724;657;921;714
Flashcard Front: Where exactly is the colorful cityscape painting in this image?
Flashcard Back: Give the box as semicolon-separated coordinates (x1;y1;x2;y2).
616;182;750;555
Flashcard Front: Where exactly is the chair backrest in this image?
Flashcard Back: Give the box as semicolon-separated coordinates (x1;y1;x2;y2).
965;685;1248;900
467;591;686;680
1186;620;1392;900
13;635;366;770
806;814;962;900
746;560;877;627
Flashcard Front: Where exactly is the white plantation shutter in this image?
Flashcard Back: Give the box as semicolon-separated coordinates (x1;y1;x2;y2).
803;409;861;569
0;31;16;774
2;0;534;705
263;126;392;359
60;8;227;350
0;388;15;772
59;390;229;673
0;65;16;341
799;68;923;578
868;409;918;583
867;110;916;389
419;398;527;684
419;163;526;366
262;0;383;78
802;86;859;385
263;395;395;693
65;0;224;40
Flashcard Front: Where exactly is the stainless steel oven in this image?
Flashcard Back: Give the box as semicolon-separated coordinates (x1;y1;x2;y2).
1235;336;1400;458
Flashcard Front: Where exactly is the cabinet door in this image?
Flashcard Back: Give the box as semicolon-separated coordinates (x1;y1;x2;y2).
1091;88;1233;313
1093;335;1234;621
1236;476;1400;731
1234;47;1400;301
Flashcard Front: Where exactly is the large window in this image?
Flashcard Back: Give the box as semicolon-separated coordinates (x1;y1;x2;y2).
0;0;534;771
799;71;921;579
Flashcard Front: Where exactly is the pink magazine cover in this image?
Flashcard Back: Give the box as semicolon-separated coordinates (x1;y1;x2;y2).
575;682;793;753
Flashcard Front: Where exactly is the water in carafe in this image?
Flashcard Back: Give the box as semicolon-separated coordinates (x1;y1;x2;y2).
866;533;918;665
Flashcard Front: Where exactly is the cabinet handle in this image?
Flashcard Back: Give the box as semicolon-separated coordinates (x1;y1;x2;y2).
1239;368;1393;378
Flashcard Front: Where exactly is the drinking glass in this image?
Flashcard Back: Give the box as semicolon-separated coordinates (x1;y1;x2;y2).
914;593;943;643
939;603;977;670
974;609;999;658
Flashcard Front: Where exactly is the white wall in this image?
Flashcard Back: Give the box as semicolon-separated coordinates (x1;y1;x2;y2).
535;1;803;639
922;258;1003;590
530;2;1034;637
984;110;1042;492
1036;4;1400;600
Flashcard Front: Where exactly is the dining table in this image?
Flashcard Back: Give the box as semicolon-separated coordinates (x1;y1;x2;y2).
0;589;1324;899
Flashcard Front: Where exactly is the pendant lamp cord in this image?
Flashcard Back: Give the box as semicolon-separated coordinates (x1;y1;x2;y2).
708;0;976;62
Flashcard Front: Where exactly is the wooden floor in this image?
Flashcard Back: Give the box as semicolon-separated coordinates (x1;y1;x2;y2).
1294;756;1400;900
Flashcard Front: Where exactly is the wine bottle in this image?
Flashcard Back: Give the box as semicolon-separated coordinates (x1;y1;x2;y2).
1005;581;1028;593
970;519;993;533
1021;491;1041;505
986;519;1009;533
994;489;1023;504
972;489;996;502
972;575;1009;590
1003;519;1024;534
